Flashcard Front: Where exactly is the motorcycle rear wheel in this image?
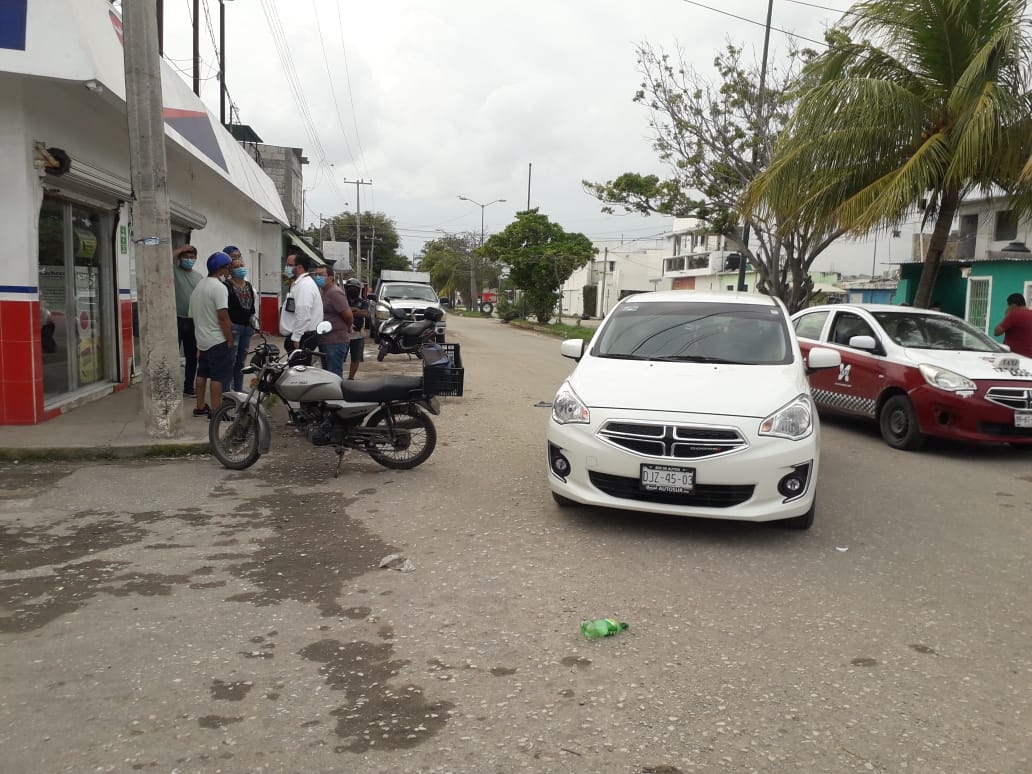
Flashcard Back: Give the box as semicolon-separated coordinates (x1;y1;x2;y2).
209;402;262;469
364;406;437;469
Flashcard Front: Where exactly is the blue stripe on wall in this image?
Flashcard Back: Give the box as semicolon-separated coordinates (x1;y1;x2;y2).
0;285;37;293
0;0;28;51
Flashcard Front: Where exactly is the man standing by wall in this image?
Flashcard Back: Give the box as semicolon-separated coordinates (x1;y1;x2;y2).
188;252;234;417
172;244;202;396
279;253;323;355
993;293;1032;358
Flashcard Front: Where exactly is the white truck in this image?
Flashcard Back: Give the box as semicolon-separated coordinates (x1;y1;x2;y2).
370;270;447;343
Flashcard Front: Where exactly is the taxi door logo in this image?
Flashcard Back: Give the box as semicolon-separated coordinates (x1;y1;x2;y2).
838;363;852;383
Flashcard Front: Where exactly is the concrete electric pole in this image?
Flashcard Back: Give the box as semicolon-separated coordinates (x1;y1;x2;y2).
122;0;183;437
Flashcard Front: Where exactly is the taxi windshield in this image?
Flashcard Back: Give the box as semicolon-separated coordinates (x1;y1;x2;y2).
593;301;792;365
872;312;1005;352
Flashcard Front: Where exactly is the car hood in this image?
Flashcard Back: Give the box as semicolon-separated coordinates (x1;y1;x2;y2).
900;348;1032;381
567;357;806;418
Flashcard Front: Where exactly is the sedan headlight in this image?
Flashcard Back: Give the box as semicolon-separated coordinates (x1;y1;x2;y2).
759;395;814;440
552;384;590;424
918;363;976;393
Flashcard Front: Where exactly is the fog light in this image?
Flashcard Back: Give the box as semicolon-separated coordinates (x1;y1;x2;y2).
548;442;571;480
777;462;812;501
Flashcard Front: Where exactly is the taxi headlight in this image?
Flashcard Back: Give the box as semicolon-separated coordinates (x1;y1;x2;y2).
759;395;814;440
918;363;976;393
552;384;590;424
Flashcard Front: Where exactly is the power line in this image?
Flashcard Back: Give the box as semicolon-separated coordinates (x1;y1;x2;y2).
336;3;371;185
677;0;829;48
311;0;357;168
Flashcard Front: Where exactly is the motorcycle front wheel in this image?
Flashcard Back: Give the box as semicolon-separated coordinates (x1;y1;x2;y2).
364;405;437;469
209;402;262;469
376;342;390;362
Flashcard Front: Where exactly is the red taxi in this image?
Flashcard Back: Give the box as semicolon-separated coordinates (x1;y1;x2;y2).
791;304;1032;450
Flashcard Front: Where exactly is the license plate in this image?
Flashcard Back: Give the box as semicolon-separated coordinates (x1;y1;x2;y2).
1016;410;1032;428
640;464;695;493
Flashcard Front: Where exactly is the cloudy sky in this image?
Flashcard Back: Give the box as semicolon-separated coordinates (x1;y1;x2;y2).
160;0;897;275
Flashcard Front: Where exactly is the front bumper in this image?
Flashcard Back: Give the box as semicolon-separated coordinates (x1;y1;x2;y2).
910;383;1032;444
546;408;819;521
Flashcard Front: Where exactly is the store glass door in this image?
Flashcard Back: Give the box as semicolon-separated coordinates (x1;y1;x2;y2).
37;198;114;401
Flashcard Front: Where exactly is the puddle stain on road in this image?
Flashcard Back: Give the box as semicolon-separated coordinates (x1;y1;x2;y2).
0;459;455;751
299;638;455;753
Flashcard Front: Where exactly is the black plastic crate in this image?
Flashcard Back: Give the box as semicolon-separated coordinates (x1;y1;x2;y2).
422;342;464;397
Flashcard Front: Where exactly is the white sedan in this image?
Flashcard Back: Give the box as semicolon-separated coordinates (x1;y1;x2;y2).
546;291;841;529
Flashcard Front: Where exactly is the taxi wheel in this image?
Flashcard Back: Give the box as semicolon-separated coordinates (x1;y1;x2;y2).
879;395;926;451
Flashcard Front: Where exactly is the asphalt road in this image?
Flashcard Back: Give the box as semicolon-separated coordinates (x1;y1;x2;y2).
1;314;1030;773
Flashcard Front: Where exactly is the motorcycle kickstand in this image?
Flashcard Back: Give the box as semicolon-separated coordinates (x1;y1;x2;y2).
334;447;346;478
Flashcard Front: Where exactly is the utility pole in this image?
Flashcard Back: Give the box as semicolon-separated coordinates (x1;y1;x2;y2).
219;0;227;126
737;0;774;292
343;178;372;281
122;0;182;437
191;0;199;95
599;247;609;316
526;163;532;211
368;224;376;282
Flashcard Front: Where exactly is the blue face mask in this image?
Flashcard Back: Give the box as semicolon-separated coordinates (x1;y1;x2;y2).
313;275;327;288
232;267;248;279
179;258;195;270
283;265;295;279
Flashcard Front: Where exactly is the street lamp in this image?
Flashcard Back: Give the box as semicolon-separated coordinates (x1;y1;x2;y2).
457;196;506;312
458;195;506;246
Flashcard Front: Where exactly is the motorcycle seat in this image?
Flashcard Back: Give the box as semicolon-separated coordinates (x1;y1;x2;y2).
339;375;424;402
401;319;437;336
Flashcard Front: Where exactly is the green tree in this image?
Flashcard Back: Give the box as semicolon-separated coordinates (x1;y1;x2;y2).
304;211;406;282
745;0;1032;308
583;43;844;312
480;210;596;323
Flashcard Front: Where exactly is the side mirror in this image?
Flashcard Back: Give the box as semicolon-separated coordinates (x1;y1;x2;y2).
806;346;842;374
849;335;877;351
316;320;332;335
560;339;585;361
366;294;378;301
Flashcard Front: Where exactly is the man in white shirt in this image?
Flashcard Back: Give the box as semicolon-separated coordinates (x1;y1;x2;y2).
278;251;324;355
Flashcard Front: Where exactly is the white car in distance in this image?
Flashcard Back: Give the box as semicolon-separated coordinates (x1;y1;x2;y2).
547;291;841;529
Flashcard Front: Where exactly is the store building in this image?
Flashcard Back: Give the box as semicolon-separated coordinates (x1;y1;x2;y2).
0;0;288;425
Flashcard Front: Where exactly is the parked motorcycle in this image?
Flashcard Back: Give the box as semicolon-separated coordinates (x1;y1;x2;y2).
376;306;443;362
209;321;452;474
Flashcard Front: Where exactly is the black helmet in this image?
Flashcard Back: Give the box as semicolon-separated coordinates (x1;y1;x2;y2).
344;278;363;288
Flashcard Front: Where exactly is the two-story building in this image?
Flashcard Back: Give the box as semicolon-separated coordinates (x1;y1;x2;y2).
893;195;1032;334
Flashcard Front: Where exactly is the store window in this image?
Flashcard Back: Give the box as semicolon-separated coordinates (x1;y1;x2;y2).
37;197;115;401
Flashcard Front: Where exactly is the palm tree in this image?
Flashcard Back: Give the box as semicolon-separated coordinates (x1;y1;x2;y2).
745;0;1032;307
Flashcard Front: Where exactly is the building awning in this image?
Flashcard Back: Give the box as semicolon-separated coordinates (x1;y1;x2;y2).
285;229;325;267
0;0;287;225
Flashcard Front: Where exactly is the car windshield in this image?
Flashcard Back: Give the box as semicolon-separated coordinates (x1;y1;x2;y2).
872;311;1005;352
593;301;792;364
383;284;439;302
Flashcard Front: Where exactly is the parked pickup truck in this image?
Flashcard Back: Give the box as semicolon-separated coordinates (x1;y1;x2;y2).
369;270;447;343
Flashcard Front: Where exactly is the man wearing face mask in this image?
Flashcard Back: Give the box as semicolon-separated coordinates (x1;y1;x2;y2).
172;243;203;396
278;251;323;357
222;246;257;392
313;265;354;378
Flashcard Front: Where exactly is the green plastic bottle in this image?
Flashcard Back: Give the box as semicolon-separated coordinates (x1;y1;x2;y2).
580;618;629;639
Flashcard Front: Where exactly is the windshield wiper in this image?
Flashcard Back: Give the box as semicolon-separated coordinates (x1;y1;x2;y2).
597;353;648;360
652;355;747;364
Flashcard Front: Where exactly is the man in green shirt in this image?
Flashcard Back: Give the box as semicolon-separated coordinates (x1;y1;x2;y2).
173;244;203;395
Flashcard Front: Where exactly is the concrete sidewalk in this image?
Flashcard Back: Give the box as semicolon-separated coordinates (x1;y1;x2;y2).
0;384;211;461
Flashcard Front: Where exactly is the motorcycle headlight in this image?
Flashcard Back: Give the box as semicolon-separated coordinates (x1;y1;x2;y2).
552;384;590;424
759;395;814;441
918;363;976;394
